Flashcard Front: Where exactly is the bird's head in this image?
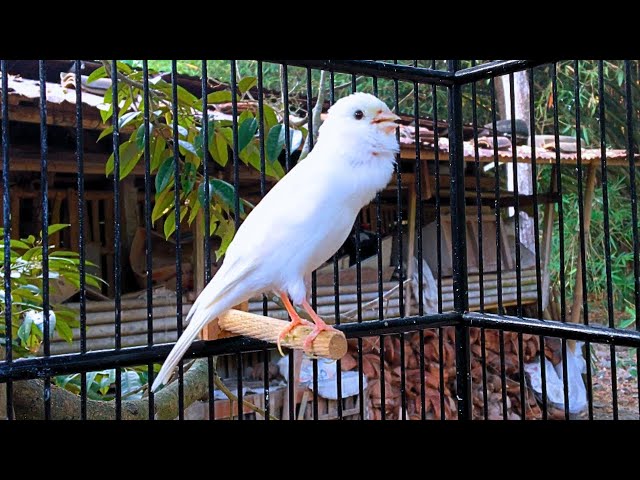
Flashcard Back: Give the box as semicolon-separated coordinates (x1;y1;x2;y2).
318;92;401;158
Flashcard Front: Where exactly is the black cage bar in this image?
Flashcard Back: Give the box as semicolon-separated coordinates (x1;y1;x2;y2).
0;59;638;420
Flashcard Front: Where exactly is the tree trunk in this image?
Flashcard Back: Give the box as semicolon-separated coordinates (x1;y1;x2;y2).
500;71;535;252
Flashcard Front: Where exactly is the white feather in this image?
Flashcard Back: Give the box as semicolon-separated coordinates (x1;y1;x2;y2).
151;92;399;392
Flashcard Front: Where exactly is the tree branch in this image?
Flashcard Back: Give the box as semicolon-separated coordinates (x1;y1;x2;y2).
299;70;327;161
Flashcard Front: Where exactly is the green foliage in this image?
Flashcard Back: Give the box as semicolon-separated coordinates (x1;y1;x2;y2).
540;165;639;310
0;226;105;357
95;61;296;259
54;364;155;400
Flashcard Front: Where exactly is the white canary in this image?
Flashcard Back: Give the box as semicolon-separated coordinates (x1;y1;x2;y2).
151;92;400;392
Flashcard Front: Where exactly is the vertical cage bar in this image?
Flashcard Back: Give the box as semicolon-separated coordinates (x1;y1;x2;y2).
597;60;618;419
349;72;366;420
470;62;489;420
170;60;185;420
392;60;407;420
256;61;270;421
552;62;570;419
1;59;13;420
371;74;387;420
110;60;122;420
412;63;427;420
142;60;155;419
306;67;319;421
432;61;445;420
74;60;87;420
528;67;548;419
489;78;508;419
39;60;51;420
448;59;471;420
328;70;343;420
229;60;243;420
507;74;526;419
573;60;593;419
201;59;214;415
624;60;640;419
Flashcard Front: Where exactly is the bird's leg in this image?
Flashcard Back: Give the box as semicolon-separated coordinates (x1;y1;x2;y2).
300;299;339;352
277;292;313;356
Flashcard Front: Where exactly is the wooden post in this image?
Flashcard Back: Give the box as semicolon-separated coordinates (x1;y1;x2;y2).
568;160;598;351
405;183;417;316
541;165;557;313
67;189;79;252
121;177;140;250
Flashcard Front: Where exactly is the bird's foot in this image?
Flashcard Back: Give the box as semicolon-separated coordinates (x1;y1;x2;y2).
302;322;339;353
276;317;310;356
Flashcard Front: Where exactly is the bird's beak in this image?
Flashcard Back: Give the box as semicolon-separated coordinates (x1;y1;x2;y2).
372;111;401;133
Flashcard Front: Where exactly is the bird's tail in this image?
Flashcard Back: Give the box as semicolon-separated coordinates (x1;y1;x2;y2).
150;276;245;393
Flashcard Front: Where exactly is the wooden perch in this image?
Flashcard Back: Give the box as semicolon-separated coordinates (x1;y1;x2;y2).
218;309;347;360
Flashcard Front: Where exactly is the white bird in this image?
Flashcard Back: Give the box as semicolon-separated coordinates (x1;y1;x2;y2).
151;92;400;392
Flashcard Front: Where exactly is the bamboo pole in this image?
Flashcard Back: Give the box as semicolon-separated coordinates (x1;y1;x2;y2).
218;309;347;360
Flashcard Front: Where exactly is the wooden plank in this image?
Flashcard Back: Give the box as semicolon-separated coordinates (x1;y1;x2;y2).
50;192;64;247
67;188;79;252
104;197;115;298
91;200;100;243
0;147;144;176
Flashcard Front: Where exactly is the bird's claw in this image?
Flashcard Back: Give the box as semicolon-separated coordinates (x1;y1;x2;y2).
302;323;337;353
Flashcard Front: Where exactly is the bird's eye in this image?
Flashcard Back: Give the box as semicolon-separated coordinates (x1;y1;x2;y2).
354;110;364;120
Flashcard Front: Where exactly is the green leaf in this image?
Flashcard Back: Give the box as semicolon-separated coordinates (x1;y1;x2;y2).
238;76;258;94
99;104;113;123
181;162;197;193
263;105;279;130
17;314;33;344
619;317;636;328
86;66;107;85
118;111;142;130
216;220;235;259
152;188;174;222
188;199;201;226
178;139;198;157
55;319;74;343
119;142;143;180
176;85;199;108
47;224;70;237
97;126;113;141
9;239;30;249
115;61;133;74
266;124;285;162
289;128;303;152
151;136;168;171
210;131;229;167
106;141;141;177
238;118;258;152
155;157;175;192
207;91;232;104
197;179;242;215
163;210;176;239
135;123;154;150
121;370;143;397
176;125;189;138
